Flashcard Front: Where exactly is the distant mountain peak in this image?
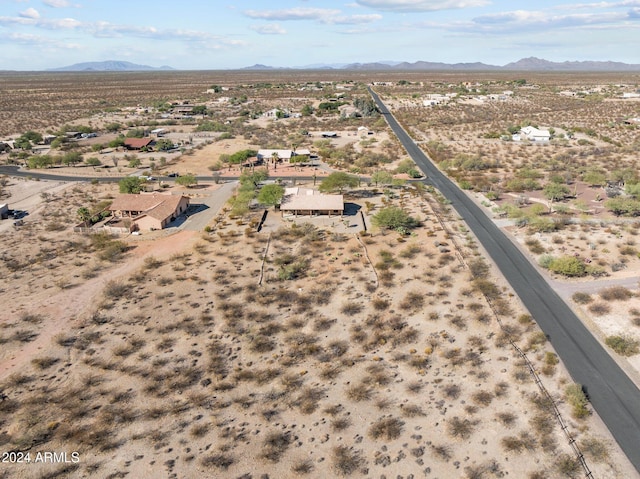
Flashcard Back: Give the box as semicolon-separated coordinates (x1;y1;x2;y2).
243;57;640;72
50;61;175;72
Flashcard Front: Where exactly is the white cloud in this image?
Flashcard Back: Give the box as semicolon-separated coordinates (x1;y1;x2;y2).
250;23;287;35
1;32;80;49
243;7;381;24
19;8;40;19
244;8;341;21
355;0;489;12
471;9;629;32
43;0;72;7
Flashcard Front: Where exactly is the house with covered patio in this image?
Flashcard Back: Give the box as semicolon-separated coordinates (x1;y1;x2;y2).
280;187;343;217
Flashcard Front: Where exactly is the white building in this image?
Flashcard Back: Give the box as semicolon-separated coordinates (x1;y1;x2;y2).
519;126;551;142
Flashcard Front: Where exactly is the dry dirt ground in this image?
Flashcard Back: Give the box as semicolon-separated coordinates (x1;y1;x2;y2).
2;71;640;478
0;177;637;479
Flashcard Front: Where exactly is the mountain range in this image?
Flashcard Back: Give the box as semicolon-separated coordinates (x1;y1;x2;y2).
50;61;174;72
253;57;640;72
49;57;640;72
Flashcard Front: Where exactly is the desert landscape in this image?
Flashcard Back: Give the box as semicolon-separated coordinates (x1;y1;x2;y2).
1;71;640;479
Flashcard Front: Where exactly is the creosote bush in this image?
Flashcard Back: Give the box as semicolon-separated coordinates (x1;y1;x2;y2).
564;384;589;419
605;335;640;356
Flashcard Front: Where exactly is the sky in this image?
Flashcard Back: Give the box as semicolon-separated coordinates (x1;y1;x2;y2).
1;0;640;70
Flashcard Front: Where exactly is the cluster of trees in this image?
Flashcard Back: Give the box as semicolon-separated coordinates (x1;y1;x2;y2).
14;131;43;150
219;149;258;169
26;151;84;169
228;169;270;217
353;97;379;117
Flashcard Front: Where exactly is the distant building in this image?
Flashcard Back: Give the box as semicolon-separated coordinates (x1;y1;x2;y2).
519;126;550;142
124;138;154;150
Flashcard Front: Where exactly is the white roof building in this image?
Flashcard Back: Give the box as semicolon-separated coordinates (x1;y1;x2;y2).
280;188;344;216
520;126;551;142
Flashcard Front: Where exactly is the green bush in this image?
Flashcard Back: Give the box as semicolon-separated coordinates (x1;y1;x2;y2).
605;335;640;356
548;256;586;277
565;384;589;419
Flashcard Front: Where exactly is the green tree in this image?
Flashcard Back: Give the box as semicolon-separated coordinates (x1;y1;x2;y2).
210;85;222;93
258;184;285;209
62;151;83;167
105;122;122;132
583;169;607;187
240;169;269;189
175;173;198;188
372;206;420;234
77;207;92;227
119;176;144;194
155;138;174;151
371;170;394;186
128;157;141;168
301;104;314;116
85;157;102;168
26;155;52;169
109;136;125;148
543;183;570;203
319;172;359;193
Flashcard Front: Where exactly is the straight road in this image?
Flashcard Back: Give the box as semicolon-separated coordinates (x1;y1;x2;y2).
368;87;640;473
0;165;343;185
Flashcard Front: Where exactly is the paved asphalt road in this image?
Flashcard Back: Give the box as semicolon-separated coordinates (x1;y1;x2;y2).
0;165;326;184
368;88;640;473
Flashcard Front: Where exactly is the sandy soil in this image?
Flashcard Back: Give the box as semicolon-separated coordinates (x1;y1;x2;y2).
0;177;636;479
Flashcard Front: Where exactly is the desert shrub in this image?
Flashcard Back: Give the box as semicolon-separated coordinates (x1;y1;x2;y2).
525;238;546;254
31;356;60;370
331;417;352;431
588;302;611;315
580;437;610;463
572;292;593;304
201;454;234;470
332;445;365;476
548;255;586;277
501;436;526;453
368;416;404;440
605;335;640;356
468;258;489;278
472;390;493;406
431;444;452;461
472;278;501;300
143;255;162;269
261;431;292;463
538;254;555;269
103;280;129;299
555;454;581;477
341;302;363;316
496;411;517;427
346;384;373;402
443;383;461;399
398;291;424;310
292;459;315;474
371;297;390;310
565;384;590;419
599;285;633;301
448;416;476;439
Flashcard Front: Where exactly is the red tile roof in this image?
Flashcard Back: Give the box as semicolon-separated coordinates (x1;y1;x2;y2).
124;138;153;149
109;193;188;221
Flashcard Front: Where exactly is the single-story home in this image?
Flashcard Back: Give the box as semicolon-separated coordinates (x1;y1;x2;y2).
124;138;154;150
519;126;550;142
108;193;190;230
280;187;343;217
258;149;293;162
